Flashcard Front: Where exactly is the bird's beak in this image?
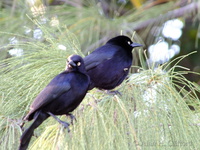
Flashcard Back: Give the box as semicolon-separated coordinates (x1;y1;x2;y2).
131;43;143;48
68;60;76;68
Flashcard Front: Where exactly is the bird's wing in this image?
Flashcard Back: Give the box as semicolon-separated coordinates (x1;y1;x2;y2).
29;74;71;112
83;45;118;70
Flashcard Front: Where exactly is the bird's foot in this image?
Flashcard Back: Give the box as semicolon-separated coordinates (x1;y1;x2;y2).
67;113;77;125
105;90;122;96
47;112;70;132
18;119;26;131
59;120;70;132
20;122;24;128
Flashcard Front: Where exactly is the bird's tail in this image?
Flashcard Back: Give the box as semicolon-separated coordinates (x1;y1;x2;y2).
18;111;49;150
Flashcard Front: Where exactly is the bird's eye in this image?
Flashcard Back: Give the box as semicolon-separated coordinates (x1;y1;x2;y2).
77;62;81;66
127;41;131;45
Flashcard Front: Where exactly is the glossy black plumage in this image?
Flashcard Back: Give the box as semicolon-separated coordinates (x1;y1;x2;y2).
84;35;142;90
19;55;90;150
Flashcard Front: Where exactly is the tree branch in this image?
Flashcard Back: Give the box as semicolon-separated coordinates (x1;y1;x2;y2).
133;2;199;31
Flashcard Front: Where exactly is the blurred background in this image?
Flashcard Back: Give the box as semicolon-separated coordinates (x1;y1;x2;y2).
0;0;199;85
0;1;200;149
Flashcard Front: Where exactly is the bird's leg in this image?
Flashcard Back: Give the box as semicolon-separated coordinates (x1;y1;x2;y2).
66;113;77;125
47;112;70;132
19;117;27;131
20;121;25;130
19;120;25;129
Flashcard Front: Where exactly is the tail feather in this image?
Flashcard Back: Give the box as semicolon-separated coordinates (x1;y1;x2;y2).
18;111;49;150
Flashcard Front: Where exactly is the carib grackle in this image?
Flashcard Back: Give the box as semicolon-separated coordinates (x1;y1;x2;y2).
84;35;142;90
19;55;90;150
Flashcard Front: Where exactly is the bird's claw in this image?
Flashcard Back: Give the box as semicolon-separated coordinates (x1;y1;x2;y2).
47;112;71;132
18;120;26;131
67;114;77;125
105;90;122;96
20;122;25;128
59;120;70;132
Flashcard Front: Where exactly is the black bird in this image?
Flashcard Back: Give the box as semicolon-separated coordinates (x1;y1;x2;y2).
84;35;142;90
19;55;90;150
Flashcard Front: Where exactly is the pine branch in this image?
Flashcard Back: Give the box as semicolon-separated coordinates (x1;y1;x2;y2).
133;2;199;31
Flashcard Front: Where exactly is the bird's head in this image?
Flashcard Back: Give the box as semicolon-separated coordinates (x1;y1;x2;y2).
107;35;143;51
66;55;86;72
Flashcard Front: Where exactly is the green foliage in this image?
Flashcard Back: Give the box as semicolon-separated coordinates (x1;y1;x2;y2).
0;24;200;149
0;23;82;149
0;1;200;150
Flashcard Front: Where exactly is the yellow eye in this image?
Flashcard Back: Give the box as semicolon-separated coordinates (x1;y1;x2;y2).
77;62;81;66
